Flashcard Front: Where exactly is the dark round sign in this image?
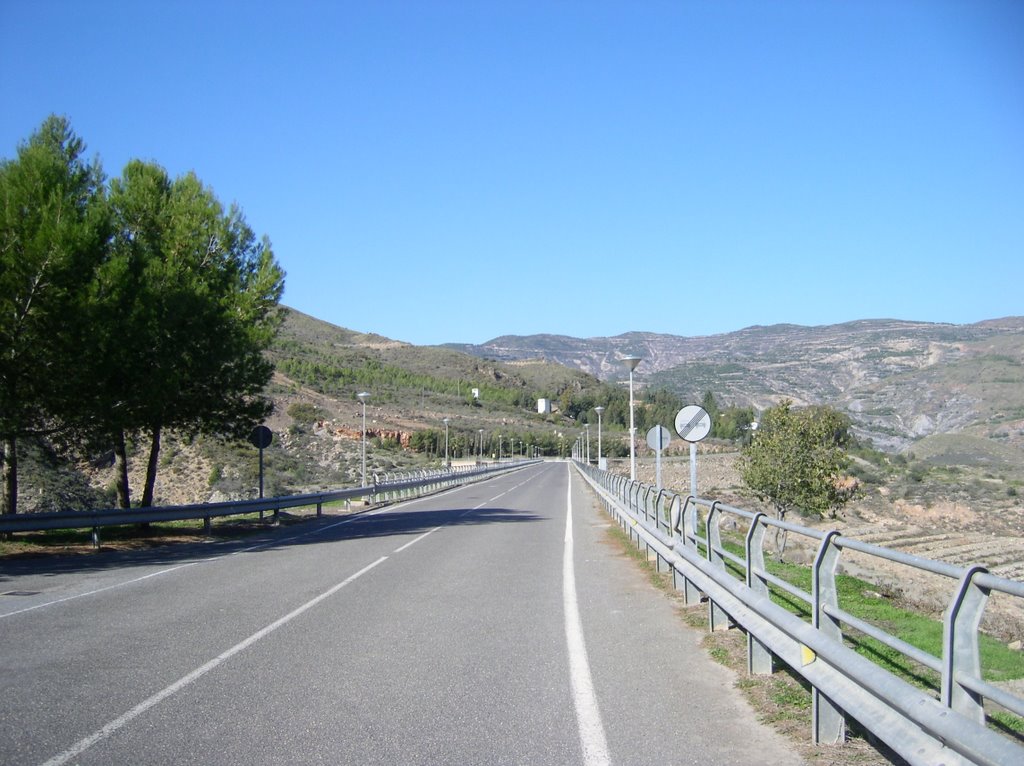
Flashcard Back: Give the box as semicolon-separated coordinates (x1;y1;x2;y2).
249;425;273;449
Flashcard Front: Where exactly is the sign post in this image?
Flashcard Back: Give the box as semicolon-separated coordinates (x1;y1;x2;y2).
249;425;273;519
674;405;712;498
646;425;673;490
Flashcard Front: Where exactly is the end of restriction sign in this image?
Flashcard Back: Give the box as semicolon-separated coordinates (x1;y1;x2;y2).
674;405;712;443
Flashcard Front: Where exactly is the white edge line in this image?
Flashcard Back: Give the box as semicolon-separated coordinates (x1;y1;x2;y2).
563;465;612;766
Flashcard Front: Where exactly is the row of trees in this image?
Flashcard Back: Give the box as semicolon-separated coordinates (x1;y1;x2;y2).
1;116;285;516
406;426;629;460
565;386;757;440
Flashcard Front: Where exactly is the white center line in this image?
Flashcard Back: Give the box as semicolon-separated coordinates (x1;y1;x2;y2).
0;562;199;619
39;555;389;766
393;527;442;553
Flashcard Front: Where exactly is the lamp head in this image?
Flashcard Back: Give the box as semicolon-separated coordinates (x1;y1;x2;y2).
619;356;642;372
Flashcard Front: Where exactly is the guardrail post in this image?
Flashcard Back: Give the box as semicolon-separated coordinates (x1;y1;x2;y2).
943;565;989;724
746;512;773;675
669;494;682;541
92;526;100;550
655;490;670;535
683;496;698;550
654;490;673;574
627;482;641;549
812;530;845;744
679;496;702;605
639;486;656;566
637;484;650;559
203;515;211;535
706;501;730;631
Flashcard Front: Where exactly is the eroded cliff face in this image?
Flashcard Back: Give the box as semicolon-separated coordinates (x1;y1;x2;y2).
448;318;1024;451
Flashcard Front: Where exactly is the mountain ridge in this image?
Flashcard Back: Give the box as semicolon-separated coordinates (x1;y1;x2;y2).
445;317;1024;452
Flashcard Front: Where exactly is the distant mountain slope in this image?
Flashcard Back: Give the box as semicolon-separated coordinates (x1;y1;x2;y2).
447;318;1024;451
273;307;597;390
268;307;602;432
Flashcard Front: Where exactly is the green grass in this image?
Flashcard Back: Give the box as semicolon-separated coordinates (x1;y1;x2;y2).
601;507;1024;759
703;536;1024;736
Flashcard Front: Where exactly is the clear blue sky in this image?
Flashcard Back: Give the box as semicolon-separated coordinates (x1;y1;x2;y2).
3;1;1022;346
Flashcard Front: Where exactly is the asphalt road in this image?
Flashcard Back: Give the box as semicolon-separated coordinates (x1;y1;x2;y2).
0;462;803;765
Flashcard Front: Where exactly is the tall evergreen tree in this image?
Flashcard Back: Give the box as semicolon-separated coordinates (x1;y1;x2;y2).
0;116;109;517
89;161;285;506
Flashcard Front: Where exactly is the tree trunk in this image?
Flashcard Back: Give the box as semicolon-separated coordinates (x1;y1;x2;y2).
113;430;131;508
141;425;161;508
774;507;789;562
1;436;17;517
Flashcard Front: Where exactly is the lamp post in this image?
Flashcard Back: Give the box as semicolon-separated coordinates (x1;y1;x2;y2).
594;406;604;468
478;429;484;464
498;434;503;462
357;391;370;486
443;417;450;468
585;423;591;464
620;356;642;481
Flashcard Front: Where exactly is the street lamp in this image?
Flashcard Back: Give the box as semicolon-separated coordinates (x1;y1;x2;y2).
478;429;484;464
443;417;450;468
357;391;370;486
594;406;605;469
585;423;591;464
498;434;503;462
620;356;642;481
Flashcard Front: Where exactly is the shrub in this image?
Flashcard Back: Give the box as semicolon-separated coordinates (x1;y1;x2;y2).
287;402;323;423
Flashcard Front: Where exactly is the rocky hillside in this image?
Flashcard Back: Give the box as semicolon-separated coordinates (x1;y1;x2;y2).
13;312;1023;513
14;308;605;512
448;318;1024;452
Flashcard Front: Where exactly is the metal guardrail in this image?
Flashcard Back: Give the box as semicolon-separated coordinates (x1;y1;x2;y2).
573;460;1024;766
0;460;538;546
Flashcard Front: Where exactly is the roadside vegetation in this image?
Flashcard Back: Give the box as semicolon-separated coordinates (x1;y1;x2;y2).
603;516;1024;765
1;116;285;523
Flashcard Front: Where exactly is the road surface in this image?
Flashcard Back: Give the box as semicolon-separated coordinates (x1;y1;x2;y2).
0;462;803;765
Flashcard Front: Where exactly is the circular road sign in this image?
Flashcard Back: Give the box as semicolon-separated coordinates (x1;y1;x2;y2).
646;425;673;452
249;425;273;450
674;405;712;443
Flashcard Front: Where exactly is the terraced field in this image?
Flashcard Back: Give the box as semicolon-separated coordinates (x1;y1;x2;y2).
623;450;1024;642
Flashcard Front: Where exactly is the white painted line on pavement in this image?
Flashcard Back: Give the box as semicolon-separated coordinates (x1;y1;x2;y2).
0;562;200;620
393;527;442;553
563;465;612;766
8;464;551;618
397;465;550;549
39;555;390;766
